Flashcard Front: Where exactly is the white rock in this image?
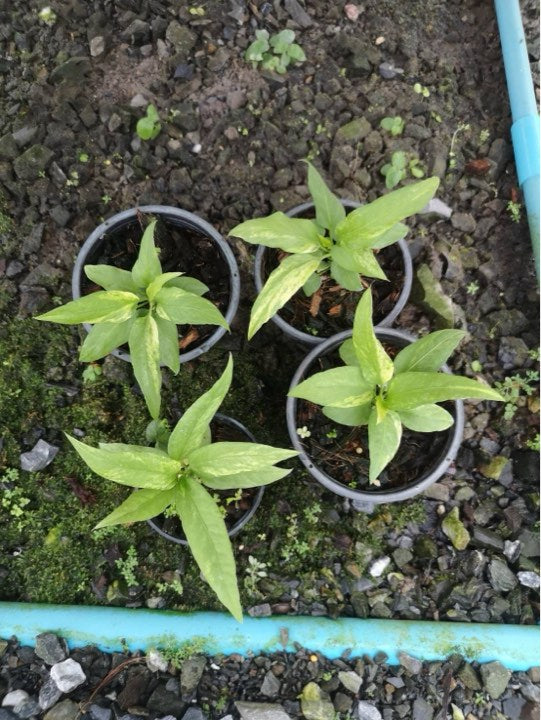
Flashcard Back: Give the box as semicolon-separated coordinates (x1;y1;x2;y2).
50;658;86;692
369;556;391;577
146;648;169;673
2;689;29;707
90;36;105;57
517;571;540;589
356;701;383;720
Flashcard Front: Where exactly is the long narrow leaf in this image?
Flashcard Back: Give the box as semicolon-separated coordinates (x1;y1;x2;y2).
36;291;139;325
95;487;176;528
154;315;180;374
289;366;372;407
79;317;134;362
393;330;466;374
155;286;228;329
322;403;371;426
353;291;394;386
129;314;162;419
168;355;233;460
230;212;321;253
189;442;297;478
385;372;504;411
146;272;183;301
131;220;162;287
66;435;179;489
368;408;402;483
398;404;455;432
166;276;209;296
305;161;345;235
202;466;291;490
175;478;242;621
84;265;140;293
331;246;387;280
249;253;321;339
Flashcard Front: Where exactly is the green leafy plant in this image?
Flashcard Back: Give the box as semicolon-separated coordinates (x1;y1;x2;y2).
65;356;297;620
245;29;306;74
244;555;268;595
380;151;425;189
36;219;227;419
289;290;504;484
507;200;522;223
116;545;139;587
448;122;470;169
379;116;405;137
136;104;162;141
525;433;540;451
495;370;539;420
230;162;439;338
413;82;430;97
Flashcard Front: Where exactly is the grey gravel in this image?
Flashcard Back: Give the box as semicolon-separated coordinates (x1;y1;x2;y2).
1;692;28;708
517;571;540;589
487;557;518;592
35;633;67;665
50;658;86;693
398;652;422;675
38;678;62;711
235;702;292;720
181;655;206;697
261;671;281;697
20;439;59;471
480;661;511;699
355;701;383;720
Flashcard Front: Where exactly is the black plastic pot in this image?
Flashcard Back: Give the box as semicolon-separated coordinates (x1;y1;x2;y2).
254;200;413;346
72;205;240;364
147;413;265;545
286;328;465;511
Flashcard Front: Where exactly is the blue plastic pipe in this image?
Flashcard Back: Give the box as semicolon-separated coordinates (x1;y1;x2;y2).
1;603;538;671
494;0;540;277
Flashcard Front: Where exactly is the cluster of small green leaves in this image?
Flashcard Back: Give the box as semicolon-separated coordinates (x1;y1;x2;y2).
495;370;539;420
245;29;306;74
507;200;522;223
158;636;208;669
379;116;405;137
380;151;424;189
1;468;30;530
137;104;161;141
243;555;268;596
36;220;227;419
230;162;439;338
67;356;297;620
290;290;504;483
115;545;139;587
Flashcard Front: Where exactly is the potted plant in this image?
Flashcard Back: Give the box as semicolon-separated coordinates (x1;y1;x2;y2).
66;356;297;621
287;290;504;508
37;210;238;420
229;162;438;343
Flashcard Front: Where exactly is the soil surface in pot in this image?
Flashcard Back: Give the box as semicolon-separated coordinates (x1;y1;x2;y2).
262;238;404;338
149;416;260;541
81;214;230;352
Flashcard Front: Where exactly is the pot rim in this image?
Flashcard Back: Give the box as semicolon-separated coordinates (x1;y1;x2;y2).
253;200;413;346
72;205;240;364
286;327;465;505
147;413;265;545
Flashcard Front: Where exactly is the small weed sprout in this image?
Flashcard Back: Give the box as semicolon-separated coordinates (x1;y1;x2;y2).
296;425;311;439
38;6;56;24
479;129;490;144
82;363;102;384
303;502;321;524
495;371;539;420
413;82;430;97
245;29;306;74
448;122;471;169
116;545;139;587
507;200;522;223
528;347;540;361
160;637;207;669
244;555;268;595
78;152;89;163
380;151;424;189
101;194;112;205
136;104;162;141
379;116;405;137
526;433;540;451
466;281;480;295
188;5;205;15
471;360;483;373
155;572;184;597
1;469;30;531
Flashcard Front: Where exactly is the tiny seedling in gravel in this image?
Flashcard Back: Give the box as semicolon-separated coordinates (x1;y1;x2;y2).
245;29;306;74
380;151;424;189
507;200;522;223
66;356;297;621
136;104;161;141
289;289;504;484
379;116;405;136
230;162;439;338
36;220;228;419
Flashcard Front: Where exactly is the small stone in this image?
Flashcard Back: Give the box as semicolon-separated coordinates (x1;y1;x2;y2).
284;0;313;28
299;682;335;720
174;64;194;80
369;557;391;577
379;61;403;79
181;709;207;720
442;507;470;550
13;144;54;181
451;213;476;233
517;571;540;589
338;670;362;693
120;19;150;45
333;693;352;713
457;662;481;690
413;698;434;720
479;456;509;480
518;530;540;557
146;648;169;673
130;94;148;108
43;700;79;720
235;702;292;720
6;261;23;278
14;698;41;719
35;633;67;665
248;603;272;617
335;118;371;143
392;548;413;569
261;671;281;697
2;692;29;708
521;681;541;703
398;652;422;675
226;90;246;110
424;484;450;502
88;705;112;720
12;126;37;147
503;540;522;562
472;527;504;550
363;130;383;154
498;336;531;369
49;57;91;84
501;696;526;719
20;439;59;472
50;658;86;693
415;264;456;328
50;205;71;227
479;661;511;699
355;701;383;720
180;655;206;697
90;36;105;56
344;4;361;21
487;557;518;592
166;21;196;57
0;133;18;159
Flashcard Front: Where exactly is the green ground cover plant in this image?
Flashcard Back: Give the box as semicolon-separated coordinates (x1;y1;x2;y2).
289;290;504;484
67;355;297;620
35;219;227;419
230;163;439;338
136;104;162;141
245;29;306;74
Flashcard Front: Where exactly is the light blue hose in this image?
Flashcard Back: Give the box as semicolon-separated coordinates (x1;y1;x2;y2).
1;603;538;671
494;0;540;277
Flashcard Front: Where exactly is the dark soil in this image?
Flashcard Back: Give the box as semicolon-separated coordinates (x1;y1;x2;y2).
81;212;230;351
262;242;405;337
0;0;539;636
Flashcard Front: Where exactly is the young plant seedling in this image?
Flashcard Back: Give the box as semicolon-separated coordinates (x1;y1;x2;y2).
289;290;504;484
379;116;405;137
36;220;228;419
66;356;297;621
230;162;439;338
136;104;162;141
245;29;306;74
380;151;425;189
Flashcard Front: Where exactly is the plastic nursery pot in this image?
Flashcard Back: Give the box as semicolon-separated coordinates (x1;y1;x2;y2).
286;328;465;512
147;413;265;545
72;205;240;364
254;200;413;347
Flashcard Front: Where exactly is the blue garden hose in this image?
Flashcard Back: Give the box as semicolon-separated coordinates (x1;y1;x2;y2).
495;0;540;278
1;603;538;672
